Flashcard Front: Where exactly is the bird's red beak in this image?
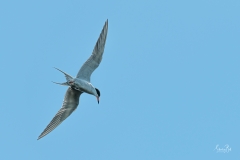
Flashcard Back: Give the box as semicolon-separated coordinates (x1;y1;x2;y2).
97;96;100;104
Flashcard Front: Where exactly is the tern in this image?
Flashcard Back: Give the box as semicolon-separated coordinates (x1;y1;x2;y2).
38;20;108;140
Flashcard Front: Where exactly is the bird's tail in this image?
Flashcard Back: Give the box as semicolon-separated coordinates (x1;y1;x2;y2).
53;67;74;86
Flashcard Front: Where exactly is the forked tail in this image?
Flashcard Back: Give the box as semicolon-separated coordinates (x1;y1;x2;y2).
52;67;74;86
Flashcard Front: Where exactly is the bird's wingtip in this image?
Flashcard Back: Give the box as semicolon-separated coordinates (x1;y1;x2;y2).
37;133;45;140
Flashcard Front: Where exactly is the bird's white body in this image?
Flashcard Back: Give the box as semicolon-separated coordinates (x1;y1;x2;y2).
72;78;98;96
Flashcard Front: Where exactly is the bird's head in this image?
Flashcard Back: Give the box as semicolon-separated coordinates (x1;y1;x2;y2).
95;88;100;104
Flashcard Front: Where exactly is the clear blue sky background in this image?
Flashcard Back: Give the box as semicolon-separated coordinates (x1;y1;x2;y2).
0;0;239;159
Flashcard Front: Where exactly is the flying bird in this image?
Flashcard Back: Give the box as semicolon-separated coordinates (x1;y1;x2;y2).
38;20;108;140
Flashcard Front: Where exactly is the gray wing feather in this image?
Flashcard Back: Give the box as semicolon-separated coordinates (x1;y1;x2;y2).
76;20;108;82
38;87;82;140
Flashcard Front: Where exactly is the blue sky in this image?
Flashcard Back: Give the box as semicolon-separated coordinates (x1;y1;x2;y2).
0;0;239;159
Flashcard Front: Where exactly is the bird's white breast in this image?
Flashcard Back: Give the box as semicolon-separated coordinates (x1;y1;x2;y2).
73;78;96;95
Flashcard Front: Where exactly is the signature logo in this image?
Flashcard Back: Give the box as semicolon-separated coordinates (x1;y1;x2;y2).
214;144;231;153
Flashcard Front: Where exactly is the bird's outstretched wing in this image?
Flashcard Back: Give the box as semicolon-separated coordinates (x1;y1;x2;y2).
38;87;82;140
76;20;108;82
